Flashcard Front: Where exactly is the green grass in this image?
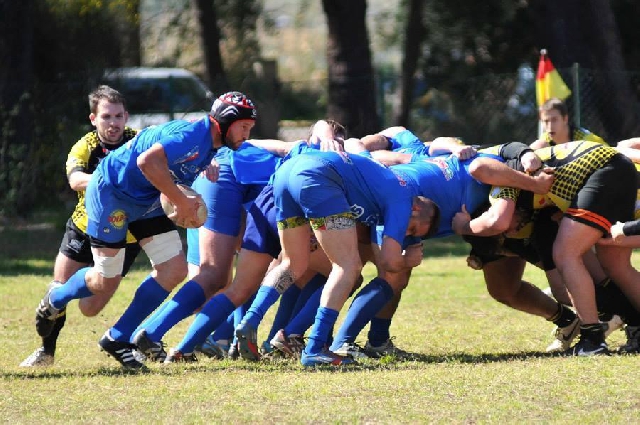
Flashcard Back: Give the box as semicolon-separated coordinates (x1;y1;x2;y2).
1;225;639;423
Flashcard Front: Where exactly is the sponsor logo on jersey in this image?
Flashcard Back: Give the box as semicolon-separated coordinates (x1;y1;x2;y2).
350;204;365;219
176;147;200;164
392;170;408;187
338;151;353;164
108;209;127;229
424;157;453;181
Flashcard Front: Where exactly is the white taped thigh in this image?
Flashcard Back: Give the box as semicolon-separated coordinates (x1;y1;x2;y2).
94;249;126;278
142;230;182;266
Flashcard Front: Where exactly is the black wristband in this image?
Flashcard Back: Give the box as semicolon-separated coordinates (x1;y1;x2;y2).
385;136;393;151
622;220;640;236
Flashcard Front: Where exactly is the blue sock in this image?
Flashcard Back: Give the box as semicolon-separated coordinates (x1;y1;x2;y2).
142;280;206;341
368;317;392;347
176;294;236;354
49;267;93;309
109;275;169;341
266;284;301;341
329;277;393;351
211;310;235;342
230;296;255;346
305;306;339;355
290;274;326;319
235;294;256;327
285;284;322;336
132;300;171;342
242;286;280;329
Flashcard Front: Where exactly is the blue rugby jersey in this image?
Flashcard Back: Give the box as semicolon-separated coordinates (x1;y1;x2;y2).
99;117;217;203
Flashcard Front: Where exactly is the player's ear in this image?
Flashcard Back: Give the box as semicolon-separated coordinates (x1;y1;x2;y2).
411;196;421;212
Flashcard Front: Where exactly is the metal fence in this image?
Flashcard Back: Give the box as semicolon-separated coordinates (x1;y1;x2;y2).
4;66;640;215
276;66;640;145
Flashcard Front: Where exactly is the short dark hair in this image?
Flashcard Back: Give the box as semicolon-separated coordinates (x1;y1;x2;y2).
89;85;127;114
412;196;441;240
422;199;441;240
539;98;567;117
326;119;347;140
88;85;127;114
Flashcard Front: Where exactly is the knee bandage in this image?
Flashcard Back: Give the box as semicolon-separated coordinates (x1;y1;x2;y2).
143;230;182;266
94;249;126;278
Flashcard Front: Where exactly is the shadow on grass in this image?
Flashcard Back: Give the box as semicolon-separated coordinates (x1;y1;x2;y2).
3;350;589;379
400;350;563;364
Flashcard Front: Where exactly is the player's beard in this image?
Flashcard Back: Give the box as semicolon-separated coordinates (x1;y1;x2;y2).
101;127;124;144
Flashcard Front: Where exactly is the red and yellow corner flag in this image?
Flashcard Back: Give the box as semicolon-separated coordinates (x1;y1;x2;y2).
536;49;572;107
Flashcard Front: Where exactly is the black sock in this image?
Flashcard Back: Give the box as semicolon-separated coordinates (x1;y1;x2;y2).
580;323;606;344
550;304;576;328
42;312;66;355
595;278;640;325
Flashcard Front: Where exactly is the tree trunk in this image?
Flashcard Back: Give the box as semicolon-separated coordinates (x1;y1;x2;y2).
117;0;141;67
580;0;637;141
322;0;379;137
0;0;34;215
529;0;637;141
393;0;426;127
528;0;592;67
192;0;228;93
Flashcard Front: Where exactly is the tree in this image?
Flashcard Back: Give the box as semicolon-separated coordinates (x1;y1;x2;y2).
405;0;534;142
393;0;427;127
321;0;379;137
0;0;35;215
191;0;228;93
529;0;638;141
0;0;142;217
582;0;637;140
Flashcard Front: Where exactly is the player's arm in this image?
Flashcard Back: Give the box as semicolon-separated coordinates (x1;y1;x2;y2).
137;143;200;225
360;134;391;151
616;146;640;163
371;238;421;275
618;137;640;150
360;126;407;152
376;237;412;273
476;141;539;167
67;170;92;191
370;150;412;166
598;220;640;248
616;138;640;163
585;132;607;146
469;155;554;195
598;235;640;248
452;198;516;237
343;138;368;154
428;137;475;159
245;139;291;157
308;120;345;152
401;241;425;268
530;139;550;149
65;136;93;191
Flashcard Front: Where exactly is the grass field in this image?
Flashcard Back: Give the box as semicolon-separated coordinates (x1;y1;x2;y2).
1;223;639;423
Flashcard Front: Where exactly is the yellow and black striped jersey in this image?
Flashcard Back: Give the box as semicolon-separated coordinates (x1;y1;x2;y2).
66;128;137;241
489;141;618;213
541;126;608;147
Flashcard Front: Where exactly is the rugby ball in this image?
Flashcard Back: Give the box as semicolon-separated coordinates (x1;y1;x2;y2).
160;184;207;228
